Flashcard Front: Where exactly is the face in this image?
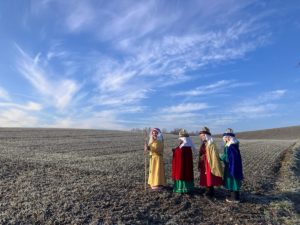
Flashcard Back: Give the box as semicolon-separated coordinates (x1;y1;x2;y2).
199;133;206;141
152;130;158;140
223;136;230;142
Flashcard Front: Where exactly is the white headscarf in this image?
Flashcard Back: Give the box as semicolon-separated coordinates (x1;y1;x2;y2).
223;135;239;146
228;136;239;145
179;136;197;153
204;134;214;145
148;128;164;145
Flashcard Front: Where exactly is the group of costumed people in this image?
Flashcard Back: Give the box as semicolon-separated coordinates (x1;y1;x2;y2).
144;127;244;203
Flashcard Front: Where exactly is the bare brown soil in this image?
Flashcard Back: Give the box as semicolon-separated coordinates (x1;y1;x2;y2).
230;125;300;140
0;128;299;224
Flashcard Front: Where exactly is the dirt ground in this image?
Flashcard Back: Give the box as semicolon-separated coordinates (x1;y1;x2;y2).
0;128;299;224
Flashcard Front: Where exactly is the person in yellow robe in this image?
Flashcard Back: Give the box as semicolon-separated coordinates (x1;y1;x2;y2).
145;128;167;190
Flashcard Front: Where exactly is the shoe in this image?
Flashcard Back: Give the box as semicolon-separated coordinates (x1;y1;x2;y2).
226;198;240;203
151;186;163;191
204;193;216;201
226;198;232;202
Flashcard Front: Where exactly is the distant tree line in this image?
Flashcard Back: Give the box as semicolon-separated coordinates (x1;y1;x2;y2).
130;127;199;136
169;128;199;136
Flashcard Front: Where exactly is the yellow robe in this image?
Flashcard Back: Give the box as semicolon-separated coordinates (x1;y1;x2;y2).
206;142;224;178
148;140;167;186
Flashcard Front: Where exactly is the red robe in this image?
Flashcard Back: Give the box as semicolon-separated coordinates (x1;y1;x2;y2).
199;143;223;187
172;146;194;182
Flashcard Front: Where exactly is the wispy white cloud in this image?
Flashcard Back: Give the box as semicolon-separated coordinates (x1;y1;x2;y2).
32;0;265;42
258;89;286;102
92;89;149;107
229;89;287;118
49;110;126;130
0;90;43;127
0;101;42;111
144;102;211;131
162;103;210;113
0;86;43;127
0;87;10;101
230;89;286;117
47;49;69;62
148;89;288;132
0;109;40;127
42;0;178;41
65;1;95;32
17;0;288;132
174;80;253;97
235;89;287;107
31;0;271;81
159;113;199;122
92;19;263;107
29;1;270;114
16;45;80;110
99;71;135;92
233;103;277;115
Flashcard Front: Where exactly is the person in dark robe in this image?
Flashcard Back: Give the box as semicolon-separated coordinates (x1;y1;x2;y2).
220;128;244;203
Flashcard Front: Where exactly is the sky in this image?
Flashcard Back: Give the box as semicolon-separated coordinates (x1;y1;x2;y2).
0;0;299;133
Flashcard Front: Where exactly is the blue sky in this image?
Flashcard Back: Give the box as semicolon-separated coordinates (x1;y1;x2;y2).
0;0;299;133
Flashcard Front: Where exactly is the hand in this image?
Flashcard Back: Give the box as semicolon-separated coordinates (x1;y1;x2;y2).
219;153;223;160
144;143;148;152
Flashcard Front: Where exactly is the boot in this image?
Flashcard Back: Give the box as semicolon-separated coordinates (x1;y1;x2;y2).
226;191;240;203
225;191;232;202
205;186;215;198
226;191;234;202
233;191;240;202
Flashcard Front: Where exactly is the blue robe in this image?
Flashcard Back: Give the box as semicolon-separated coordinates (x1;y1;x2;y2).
228;144;244;180
220;143;243;191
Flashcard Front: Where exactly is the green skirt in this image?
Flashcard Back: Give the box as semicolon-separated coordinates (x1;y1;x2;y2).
173;180;194;193
224;169;242;191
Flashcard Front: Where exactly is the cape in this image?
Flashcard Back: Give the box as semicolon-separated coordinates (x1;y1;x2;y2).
228;144;244;180
172;146;194;182
206;142;224;178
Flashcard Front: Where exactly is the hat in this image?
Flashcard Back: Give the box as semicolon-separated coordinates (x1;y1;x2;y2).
223;128;235;137
179;129;189;137
198;126;211;136
152;128;161;133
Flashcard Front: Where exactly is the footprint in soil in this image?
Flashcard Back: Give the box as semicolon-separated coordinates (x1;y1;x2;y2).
179;201;191;211
172;200;191;214
171;195;183;205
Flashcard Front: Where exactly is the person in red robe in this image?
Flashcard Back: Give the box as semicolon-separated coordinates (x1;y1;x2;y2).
198;127;224;198
172;129;196;193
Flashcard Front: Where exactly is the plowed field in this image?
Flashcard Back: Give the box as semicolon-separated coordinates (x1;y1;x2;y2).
0;128;299;224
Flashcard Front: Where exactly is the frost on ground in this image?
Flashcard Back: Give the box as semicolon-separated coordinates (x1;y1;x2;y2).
0;128;299;224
